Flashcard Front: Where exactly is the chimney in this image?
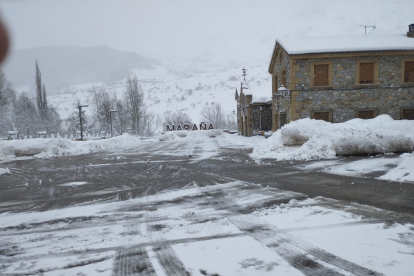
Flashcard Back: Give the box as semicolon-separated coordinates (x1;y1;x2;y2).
408;24;414;38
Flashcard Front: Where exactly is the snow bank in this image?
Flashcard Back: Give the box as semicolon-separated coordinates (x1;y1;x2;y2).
158;129;223;141
0;134;145;162
0;167;11;176
252;115;414;161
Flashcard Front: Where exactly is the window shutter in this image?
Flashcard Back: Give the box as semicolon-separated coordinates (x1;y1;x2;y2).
313;111;330;122
405;61;414;83
314;64;329;86
359;63;374;84
273;76;278;94
358;110;375;119
402;108;414;120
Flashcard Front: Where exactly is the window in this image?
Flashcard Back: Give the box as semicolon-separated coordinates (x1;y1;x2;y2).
280;112;286;128
312;63;331;87
404;61;414;83
357;60;378;85
359;62;374;84
312;111;331;122
282;70;286;87
356;109;376;119
273;75;278;94
401;108;414;120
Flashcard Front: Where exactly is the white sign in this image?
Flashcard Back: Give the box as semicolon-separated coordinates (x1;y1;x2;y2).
166;122;214;131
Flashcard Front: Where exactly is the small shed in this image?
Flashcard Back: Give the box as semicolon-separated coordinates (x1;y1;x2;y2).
37;131;47;138
7;131;20;140
75;131;82;141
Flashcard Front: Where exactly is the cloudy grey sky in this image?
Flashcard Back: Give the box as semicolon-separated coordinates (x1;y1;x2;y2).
1;0;413;61
0;0;257;57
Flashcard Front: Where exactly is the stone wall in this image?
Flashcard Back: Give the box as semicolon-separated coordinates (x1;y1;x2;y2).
294;87;414;122
293;55;414;89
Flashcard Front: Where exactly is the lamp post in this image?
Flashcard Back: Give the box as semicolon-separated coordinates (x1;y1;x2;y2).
232;110;236;130
278;85;290;98
259;106;262;132
109;110;117;137
77;104;88;141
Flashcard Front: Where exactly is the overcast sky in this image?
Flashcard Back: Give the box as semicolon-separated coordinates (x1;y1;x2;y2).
1;0;413;62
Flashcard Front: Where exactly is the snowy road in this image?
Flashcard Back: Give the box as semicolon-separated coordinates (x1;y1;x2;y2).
0;134;414;275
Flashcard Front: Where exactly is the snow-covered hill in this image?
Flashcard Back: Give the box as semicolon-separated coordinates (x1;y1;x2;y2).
47;64;270;122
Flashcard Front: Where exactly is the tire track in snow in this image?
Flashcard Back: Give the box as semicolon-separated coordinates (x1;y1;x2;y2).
196;182;384;276
145;210;191;276
112;217;156;276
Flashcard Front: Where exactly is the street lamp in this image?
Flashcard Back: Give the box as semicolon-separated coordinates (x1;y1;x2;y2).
77;104;88;141
109;110;117;137
278;85;290;98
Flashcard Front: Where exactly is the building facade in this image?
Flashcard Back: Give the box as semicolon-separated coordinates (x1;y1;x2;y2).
235;74;272;136
269;25;414;131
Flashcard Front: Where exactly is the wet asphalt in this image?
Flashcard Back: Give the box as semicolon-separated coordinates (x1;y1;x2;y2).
0;142;413;224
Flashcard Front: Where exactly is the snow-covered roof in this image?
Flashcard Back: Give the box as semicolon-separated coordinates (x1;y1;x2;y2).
278;34;414;55
250;84;272;104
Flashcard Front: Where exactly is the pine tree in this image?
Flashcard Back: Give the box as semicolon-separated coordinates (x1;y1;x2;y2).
35;60;43;115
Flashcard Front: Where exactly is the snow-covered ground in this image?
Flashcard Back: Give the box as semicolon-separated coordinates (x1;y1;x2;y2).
1;118;414;184
1;125;414;275
297;152;414;183
0;180;412;275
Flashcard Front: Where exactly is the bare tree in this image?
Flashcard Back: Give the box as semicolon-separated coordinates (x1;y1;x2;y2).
163;111;192;127
0;70;14;118
225;112;237;130
200;103;225;129
87;85;114;133
11;93;41;137
124;75;145;135
142;111;162;136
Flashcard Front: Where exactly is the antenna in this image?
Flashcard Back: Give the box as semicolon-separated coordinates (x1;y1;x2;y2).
356;24;376;35
242;68;247;81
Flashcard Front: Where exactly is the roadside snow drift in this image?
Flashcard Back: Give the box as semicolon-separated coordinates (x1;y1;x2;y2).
252;115;414;160
0;134;147;162
158;129;223;141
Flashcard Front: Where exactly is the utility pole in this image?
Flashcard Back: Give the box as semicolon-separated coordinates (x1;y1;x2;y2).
78;104;88;141
110;110;117;137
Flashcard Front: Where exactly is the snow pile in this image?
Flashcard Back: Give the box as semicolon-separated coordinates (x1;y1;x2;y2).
0;134;145;162
158;130;223;141
0;167;11;176
252;115;414;160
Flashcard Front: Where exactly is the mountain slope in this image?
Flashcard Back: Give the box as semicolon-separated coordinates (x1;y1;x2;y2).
3;45;157;94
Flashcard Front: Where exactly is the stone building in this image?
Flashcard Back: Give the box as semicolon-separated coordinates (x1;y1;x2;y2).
268;25;414;131
235;70;272;136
